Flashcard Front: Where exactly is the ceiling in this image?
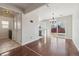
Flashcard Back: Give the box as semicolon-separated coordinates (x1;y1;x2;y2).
0;7;17;17
0;3;45;18
6;3;45;13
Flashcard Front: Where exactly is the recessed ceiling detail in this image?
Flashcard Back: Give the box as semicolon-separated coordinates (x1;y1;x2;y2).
6;3;45;13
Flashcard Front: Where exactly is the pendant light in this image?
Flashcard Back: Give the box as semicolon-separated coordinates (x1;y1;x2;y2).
46;4;56;24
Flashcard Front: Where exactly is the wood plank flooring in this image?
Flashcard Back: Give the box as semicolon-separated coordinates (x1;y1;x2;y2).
0;37;79;56
0;38;20;54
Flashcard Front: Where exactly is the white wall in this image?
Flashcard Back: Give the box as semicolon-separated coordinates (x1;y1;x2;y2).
72;8;79;51
22;13;39;45
22;4;54;45
13;13;22;44
16;14;22;44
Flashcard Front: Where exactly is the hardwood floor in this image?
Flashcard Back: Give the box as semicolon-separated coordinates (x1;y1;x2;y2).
25;37;79;56
0;37;79;56
0;46;39;56
0;38;20;54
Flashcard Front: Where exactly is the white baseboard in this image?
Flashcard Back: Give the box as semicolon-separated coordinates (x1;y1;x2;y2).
72;39;79;51
22;36;42;45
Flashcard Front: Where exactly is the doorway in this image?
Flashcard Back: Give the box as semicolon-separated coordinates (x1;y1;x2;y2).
51;18;65;38
51;15;72;39
39;15;72;39
0;7;22;54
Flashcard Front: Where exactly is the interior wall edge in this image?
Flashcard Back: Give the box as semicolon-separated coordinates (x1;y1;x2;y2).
72;39;79;51
22;36;41;45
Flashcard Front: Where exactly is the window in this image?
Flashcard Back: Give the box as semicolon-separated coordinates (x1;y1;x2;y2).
1;21;9;29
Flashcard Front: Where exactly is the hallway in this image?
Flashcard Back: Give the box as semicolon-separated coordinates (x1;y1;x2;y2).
0;36;79;56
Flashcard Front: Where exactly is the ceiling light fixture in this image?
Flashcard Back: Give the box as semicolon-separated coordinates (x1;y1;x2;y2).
46;4;56;24
5;10;9;13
